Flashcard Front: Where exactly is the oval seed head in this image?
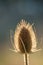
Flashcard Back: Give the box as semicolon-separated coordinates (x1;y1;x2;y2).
14;19;37;53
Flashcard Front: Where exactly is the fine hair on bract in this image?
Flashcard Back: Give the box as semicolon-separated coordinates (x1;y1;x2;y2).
14;19;37;54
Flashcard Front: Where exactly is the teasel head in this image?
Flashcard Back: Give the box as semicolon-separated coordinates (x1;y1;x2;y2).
14;19;37;54
9;19;42;65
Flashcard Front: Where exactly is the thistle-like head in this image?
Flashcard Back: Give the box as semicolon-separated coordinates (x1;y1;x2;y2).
14;19;37;53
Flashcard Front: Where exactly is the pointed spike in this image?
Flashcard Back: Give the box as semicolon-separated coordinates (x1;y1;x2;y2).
9;49;18;53
10;29;14;47
29;23;34;29
10;29;18;51
31;49;42;53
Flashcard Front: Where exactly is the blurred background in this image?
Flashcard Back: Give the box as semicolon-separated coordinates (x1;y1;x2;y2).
0;0;43;65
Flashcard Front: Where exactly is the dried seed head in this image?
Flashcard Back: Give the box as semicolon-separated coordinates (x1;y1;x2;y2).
14;19;37;53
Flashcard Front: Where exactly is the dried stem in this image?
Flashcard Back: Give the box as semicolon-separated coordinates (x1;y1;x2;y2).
24;54;29;65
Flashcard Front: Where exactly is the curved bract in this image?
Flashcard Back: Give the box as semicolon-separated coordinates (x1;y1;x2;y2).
14;19;37;53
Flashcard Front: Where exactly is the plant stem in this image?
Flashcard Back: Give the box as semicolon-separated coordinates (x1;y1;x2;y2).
24;54;29;65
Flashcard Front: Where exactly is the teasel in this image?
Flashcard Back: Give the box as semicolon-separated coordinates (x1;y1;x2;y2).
9;19;41;65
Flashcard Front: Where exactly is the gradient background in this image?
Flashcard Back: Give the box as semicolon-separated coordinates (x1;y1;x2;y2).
0;0;43;65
